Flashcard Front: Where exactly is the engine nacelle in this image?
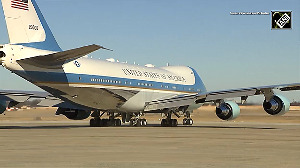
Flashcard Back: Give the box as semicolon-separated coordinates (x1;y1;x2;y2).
216;101;240;120
56;108;91;120
0;100;7;114
263;95;290;116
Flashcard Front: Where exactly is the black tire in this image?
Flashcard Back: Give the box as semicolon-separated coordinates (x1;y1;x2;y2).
129;120;134;126
183;118;187;125
142;119;147;126
115;119;121;126
187;119;193;125
171;119;178;127
94;117;101;127
138;119;145;127
161;119;167;127
90;118;96;127
102;119;109;127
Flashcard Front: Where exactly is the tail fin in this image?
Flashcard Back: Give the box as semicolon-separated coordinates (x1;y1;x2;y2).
1;0;61;51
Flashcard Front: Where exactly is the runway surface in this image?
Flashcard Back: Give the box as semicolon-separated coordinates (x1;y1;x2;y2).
0;106;299;168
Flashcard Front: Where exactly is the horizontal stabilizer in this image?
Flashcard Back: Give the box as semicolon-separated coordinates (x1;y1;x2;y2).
17;44;104;69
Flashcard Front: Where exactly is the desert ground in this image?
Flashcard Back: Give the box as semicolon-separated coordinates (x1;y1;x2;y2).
0;105;299;168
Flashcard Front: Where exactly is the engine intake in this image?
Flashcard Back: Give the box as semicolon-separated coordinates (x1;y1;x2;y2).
56;108;91;120
216;101;240;120
263;95;290;115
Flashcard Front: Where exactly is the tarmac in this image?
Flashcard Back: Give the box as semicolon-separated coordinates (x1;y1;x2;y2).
0;106;299;168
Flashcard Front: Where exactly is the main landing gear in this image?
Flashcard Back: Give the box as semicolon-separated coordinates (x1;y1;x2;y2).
127;113;147;127
129;118;147;127
160;108;193;127
161;111;178;127
89;111;148;127
90;117;122;127
89;109;193;127
90;111;122;127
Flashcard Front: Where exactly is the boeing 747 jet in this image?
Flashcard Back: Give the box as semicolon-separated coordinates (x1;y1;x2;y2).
0;0;299;127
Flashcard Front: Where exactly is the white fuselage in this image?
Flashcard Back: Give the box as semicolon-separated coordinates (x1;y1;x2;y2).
1;44;206;112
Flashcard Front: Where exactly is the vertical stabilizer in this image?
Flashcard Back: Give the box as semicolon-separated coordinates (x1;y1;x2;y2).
1;0;61;51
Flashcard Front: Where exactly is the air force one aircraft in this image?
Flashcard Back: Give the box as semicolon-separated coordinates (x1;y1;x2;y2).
0;0;299;127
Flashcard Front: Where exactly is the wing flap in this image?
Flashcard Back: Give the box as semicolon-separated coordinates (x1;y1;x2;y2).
144;94;201;111
205;89;257;101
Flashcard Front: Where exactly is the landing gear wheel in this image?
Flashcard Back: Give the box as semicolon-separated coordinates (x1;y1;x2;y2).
183;118;193;125
161;119;167;127
90;118;103;127
94;117;101;127
102;119;109;126
171;119;178;127
183;118;187;125
136;119;146;127
90;118;96;127
114;119;122;126
138;119;147;126
188;119;193;125
142;119;147;126
129;119;134;126
161;119;177;127
129;118;147;127
136;120;142;127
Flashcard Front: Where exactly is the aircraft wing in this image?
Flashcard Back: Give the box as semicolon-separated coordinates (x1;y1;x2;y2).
0;90;63;108
202;83;300;102
144;83;300;111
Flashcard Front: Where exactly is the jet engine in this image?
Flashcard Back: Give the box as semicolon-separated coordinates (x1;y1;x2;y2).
56;107;91;120
216;101;240;120
263;95;290;115
0;100;7;114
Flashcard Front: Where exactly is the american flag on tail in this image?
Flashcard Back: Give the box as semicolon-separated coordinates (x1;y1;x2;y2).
11;0;29;11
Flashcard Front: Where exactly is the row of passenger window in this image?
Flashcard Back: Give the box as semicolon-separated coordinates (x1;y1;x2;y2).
91;78;122;84
137;83;153;87
90;78;196;91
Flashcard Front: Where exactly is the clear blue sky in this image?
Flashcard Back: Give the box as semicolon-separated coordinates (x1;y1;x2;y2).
0;0;299;103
